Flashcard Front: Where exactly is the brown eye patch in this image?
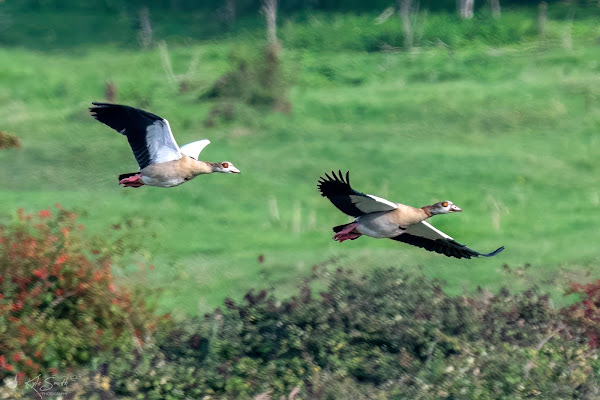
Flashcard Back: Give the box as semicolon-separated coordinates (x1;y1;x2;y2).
442;202;448;207
222;162;229;168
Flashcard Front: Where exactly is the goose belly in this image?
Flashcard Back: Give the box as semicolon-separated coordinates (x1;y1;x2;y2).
140;162;189;188
140;174;186;188
356;212;404;238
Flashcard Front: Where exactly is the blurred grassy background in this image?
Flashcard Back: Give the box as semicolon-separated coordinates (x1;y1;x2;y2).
1;2;600;314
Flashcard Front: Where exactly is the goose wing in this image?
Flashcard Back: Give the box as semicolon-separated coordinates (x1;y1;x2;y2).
180;139;211;159
318;171;397;218
391;221;504;259
90;103;182;169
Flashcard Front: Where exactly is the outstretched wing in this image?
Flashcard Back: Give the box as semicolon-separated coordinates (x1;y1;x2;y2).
391;221;505;259
180;139;211;160
89;103;181;169
318;170;397;218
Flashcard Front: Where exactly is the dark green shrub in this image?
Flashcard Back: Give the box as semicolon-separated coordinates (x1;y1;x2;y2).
83;267;600;399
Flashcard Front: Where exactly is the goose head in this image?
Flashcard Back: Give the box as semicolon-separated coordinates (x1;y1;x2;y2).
429;201;462;215
213;161;241;174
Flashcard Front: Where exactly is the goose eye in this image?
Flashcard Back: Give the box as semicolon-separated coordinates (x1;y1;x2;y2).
442;202;448;207
222;162;229;168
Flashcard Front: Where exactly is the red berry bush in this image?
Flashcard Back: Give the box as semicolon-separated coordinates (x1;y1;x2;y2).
564;280;600;348
0;206;155;380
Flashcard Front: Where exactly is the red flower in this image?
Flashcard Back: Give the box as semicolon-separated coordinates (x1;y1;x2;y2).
0;355;5;367
55;289;63;296
34;351;42;359
18;325;31;337
33;268;48;279
39;210;51;218
56;254;67;265
12;353;21;362
11;301;23;312
109;284;115;293
25;359;34;367
5;364;13;371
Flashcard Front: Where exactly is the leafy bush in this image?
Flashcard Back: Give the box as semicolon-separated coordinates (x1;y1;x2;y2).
201;42;292;124
3;210;599;398
76;267;600;399
0;206;156;381
564;280;600;348
0;131;21;150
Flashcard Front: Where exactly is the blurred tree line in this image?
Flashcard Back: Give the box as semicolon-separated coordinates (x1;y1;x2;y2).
9;0;598;15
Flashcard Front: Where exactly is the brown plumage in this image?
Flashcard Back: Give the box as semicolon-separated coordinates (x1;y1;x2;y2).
89;103;240;188
318;171;504;259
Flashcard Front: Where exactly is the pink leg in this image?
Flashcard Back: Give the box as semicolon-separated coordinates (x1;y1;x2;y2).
333;223;362;243
119;174;144;188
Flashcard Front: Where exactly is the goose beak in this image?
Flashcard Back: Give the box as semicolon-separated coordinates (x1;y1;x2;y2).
451;205;462;212
231;167;241;174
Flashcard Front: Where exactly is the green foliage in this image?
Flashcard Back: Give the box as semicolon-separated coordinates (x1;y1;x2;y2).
2;210;600;398
59;268;600;399
281;12;545;52
201;42;292;124
0;207;156;380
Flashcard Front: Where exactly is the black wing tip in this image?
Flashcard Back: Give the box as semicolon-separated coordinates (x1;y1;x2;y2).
481;245;505;257
317;170;350;183
449;240;505;259
89;102;113;110
391;235;505;260
89;102;116;118
317;170;351;197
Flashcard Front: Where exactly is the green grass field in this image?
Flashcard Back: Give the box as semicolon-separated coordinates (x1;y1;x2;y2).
1;7;600;313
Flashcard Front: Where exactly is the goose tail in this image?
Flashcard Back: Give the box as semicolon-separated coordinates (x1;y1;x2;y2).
118;172;139;181
333;222;354;233
118;172;144;188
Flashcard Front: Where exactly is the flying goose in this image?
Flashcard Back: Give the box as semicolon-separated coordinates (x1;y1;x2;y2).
89;103;240;188
318;171;504;259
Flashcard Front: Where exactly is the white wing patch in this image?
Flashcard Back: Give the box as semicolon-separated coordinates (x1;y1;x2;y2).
405;221;454;241
349;194;398;214
146;119;182;164
180;139;211;159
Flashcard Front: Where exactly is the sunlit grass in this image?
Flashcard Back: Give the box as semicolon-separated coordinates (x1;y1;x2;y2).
1;11;600;313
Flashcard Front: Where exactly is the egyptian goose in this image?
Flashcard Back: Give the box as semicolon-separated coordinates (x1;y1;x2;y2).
318;171;504;259
89;103;240;188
